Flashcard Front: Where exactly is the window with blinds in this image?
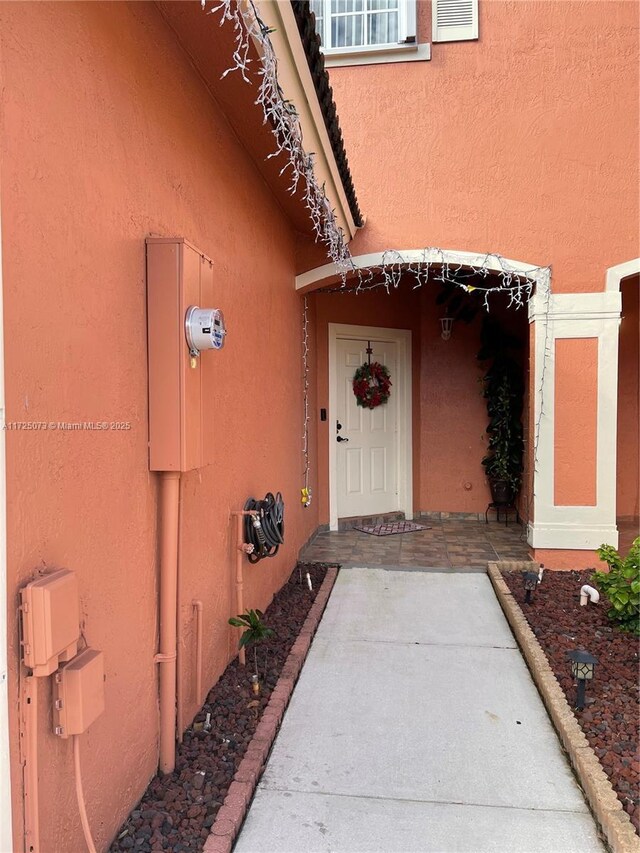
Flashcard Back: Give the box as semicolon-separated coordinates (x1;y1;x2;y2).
310;0;416;52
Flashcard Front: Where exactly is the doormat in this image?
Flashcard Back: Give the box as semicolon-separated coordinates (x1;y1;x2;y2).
354;521;431;536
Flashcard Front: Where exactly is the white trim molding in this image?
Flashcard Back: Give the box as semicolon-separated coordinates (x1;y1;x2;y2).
297;249;549;291
528;287;622;551
328;323;412;531
528;290;622;323
323;43;431;67
605;258;640;292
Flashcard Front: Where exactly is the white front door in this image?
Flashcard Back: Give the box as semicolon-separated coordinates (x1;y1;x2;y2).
336;338;398;518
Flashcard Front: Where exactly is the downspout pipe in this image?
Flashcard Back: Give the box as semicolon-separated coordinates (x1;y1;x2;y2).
176;479;184;744
156;471;180;775
192;600;203;706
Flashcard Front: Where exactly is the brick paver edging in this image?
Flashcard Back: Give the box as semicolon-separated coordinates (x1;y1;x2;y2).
203;566;339;853
487;561;640;853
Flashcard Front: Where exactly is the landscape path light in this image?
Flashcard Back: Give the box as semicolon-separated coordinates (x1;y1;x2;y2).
523;570;539;603
567;649;597;710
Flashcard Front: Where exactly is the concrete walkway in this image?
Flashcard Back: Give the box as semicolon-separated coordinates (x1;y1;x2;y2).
234;568;604;853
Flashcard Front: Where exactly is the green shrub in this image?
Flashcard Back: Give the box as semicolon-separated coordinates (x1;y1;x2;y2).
592;537;640;635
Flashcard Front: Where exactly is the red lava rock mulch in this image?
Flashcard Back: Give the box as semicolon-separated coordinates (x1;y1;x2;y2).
503;568;639;835
109;561;333;853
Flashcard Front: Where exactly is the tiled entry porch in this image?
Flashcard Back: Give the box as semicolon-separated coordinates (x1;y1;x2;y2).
301;516;532;570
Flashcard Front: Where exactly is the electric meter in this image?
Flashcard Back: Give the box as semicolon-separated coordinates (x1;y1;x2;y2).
185;305;226;357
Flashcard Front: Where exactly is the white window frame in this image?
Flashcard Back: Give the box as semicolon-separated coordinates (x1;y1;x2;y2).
311;0;431;67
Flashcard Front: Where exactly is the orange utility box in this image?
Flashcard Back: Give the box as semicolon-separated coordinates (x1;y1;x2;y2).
54;648;105;737
146;238;216;471
20;569;80;676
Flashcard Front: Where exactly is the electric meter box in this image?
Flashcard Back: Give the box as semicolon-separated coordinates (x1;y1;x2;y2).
54;647;105;737
21;569;80;677
185;306;226;355
146;238;218;471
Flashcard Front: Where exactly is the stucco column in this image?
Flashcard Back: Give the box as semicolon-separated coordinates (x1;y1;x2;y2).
528;287;622;561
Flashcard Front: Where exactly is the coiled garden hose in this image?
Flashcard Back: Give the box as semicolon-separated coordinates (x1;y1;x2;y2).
244;492;285;563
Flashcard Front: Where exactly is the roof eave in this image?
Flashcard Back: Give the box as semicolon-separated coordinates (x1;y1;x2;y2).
264;0;362;239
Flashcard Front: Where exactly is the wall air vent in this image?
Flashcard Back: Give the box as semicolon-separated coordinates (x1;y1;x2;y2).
433;0;478;42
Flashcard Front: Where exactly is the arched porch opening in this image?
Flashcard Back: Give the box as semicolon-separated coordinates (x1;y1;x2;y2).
298;249;547;541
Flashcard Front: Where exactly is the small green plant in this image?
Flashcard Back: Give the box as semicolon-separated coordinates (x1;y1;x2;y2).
592;537;640;635
228;609;274;678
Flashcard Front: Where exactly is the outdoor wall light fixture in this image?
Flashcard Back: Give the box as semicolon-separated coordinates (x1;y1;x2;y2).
523;571;539;603
567;649;597;710
440;316;454;341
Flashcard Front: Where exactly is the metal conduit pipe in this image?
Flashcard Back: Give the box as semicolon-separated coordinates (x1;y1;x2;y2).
192;600;203;705
24;676;40;853
156;471;180;775
176;478;185;744
73;735;97;853
230;510;258;667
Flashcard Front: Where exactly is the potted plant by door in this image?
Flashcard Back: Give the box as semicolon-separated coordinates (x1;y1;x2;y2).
478;318;524;505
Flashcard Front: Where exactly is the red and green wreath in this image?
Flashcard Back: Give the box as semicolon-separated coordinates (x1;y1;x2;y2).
352;362;392;409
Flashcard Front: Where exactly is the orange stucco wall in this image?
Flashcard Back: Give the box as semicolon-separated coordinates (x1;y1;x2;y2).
0;3;318;850
326;1;639;294
554;338;598;506
313;286;529;521
617;276;640;520
418;287;489;513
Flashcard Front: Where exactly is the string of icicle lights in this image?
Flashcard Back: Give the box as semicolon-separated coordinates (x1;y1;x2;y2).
203;0;353;282
318;250;551;314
